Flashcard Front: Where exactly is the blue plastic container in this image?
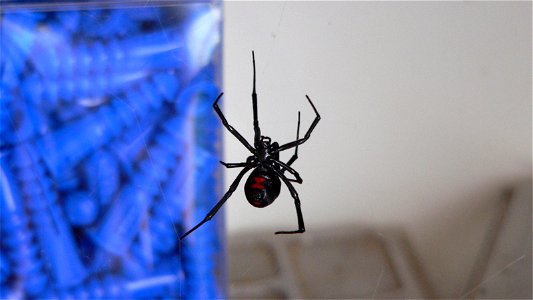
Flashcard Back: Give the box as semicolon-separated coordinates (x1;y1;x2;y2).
0;1;224;298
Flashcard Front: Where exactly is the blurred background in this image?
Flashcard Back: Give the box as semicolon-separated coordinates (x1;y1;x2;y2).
0;1;530;299
222;2;531;299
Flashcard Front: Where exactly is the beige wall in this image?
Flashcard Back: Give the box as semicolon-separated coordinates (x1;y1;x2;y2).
222;2;531;297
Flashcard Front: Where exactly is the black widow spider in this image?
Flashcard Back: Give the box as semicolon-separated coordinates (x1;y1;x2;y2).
180;51;321;239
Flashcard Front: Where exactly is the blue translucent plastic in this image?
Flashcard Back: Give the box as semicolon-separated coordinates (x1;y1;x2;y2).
1;2;224;299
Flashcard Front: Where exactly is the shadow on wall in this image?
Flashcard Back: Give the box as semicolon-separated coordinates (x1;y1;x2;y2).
410;179;532;299
228;225;435;299
228;180;532;299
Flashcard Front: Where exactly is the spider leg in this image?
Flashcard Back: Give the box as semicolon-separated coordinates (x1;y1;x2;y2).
213;92;255;153
271;169;305;234
180;165;254;240
219;161;248;168
220;156;255;168
282;111;300;173
252;51;261;147
276;95;320;153
271;159;302;184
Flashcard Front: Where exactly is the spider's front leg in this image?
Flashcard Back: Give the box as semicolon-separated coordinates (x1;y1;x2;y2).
276;95;320;153
213;93;255;154
277;111;302;183
284;111;301;169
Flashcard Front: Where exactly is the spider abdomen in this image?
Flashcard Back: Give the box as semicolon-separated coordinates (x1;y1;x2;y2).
244;167;281;208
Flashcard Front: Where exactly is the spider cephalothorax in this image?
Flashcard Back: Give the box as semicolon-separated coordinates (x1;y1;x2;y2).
255;136;278;161
180;51;321;239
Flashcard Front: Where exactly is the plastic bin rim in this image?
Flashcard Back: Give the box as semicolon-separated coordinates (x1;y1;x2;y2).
1;0;221;12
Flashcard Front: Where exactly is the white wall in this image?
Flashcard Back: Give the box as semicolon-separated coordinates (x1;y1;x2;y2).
222;2;531;297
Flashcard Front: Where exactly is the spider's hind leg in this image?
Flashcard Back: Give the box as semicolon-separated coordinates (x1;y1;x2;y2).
272;159;302;184
271;169;305;235
180;165;254;239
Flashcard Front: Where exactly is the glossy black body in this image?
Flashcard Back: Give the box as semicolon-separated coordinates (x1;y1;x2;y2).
180;51;321;239
244;167;281;208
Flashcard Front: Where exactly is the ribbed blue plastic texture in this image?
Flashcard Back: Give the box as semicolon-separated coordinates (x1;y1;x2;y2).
1;2;224;299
